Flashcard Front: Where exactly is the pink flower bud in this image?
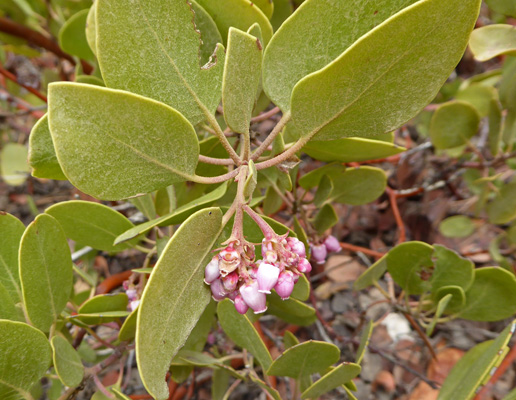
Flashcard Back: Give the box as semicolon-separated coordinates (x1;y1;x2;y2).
239;280;267;314
324;235;341;253
257;263;280;294
265;250;278;264
234;294;249;314
227;290;238;301
222;272;239;292
297;258;312;273
126;288;137;301
210;278;227;301
204;256;220;284
287;237;306;258
311;244;327;264
275;270;295;300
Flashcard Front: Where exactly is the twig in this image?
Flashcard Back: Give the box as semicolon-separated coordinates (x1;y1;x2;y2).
0;17;93;74
198;154;234;165
0;65;47;102
386;187;406;244
250;106;280;123
339;242;385;259
251;111;291;161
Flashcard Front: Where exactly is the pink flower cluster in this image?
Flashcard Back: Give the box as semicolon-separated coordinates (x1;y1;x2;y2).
123;280;140;311
204;236;310;315
310;235;341;264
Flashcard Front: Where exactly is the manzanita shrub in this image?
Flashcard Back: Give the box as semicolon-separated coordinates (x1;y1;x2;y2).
4;0;516;398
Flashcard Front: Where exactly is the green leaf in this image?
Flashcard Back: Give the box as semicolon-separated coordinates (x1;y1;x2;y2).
222;27;263;135
455;84;497;118
249;374;281;400
48;83;200;200
353;255;387;291
289;0;481;141
190;1;224;65
211;368;230;400
115;183;227;245
270;0;292;31
429;101;480;149
0;320;52;399
487;182;516;224
485;0;516;17
356;320;373;364
195;0;273;46
252;0;274;19
76;293;129;325
386;241;434;295
85;5;96;54
263;0;419;112
51;336;84;388
0;283;21;321
291;274;310;302
244;160;258;199
58;9;95;61
119;307;138;342
314;204;338;235
266;291;317;326
426;293;452;336
470;24;516;62
19;214;73;332
438;320;516;400
303;137;405;163
46;200;137;252
96;0;224;126
130;194;156;221
0;212;25;303
430;245;474;293
1;143;29;186
217;299;273;370
459;267;516;321
28;115;66;180
434;285;466;314
75;75;105;86
155;186;176;217
299;163;345;190
301;362;361;399
267;340;340;378
438;215;475;238
283;330;299;349
329;167;387;205
313;175;333;208
136;208;222;400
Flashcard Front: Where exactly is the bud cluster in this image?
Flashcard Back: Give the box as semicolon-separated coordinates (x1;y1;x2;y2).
123;280;140;311
204;235;311;315
310;235;341;264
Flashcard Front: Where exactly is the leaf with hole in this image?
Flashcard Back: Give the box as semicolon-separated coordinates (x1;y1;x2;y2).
96;0;224;125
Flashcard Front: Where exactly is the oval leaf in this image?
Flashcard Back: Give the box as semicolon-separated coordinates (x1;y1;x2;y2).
263;0;419;112
48;83;200;200
429;101;480;149
438;215;475;238
459;267;516;321
1;143;29;186
58;9;95;61
353;255;387;291
301;362;361;399
487;181;516;224
51;335;84;388
470;24;516;62
267;340;340;378
217;298;273;370
303;137;405;163
136;208;222;400
19;214;73;332
0;212;25;303
430;245;474;293
76;293;129;325
329;166;387;205
222;27;263;135
0;320;52;399
46;200;137;252
266;291;316;326
28;114;66;180
290;0;481;140
96;0;224;126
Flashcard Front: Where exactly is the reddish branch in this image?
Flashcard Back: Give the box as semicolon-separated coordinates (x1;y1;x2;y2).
0;17;93;74
339;242;385;259
386;187;406;244
0;65;47;102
